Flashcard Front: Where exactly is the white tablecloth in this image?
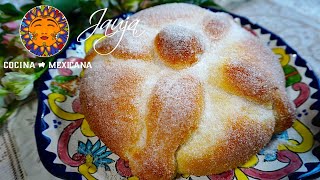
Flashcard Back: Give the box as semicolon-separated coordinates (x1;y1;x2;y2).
0;0;319;179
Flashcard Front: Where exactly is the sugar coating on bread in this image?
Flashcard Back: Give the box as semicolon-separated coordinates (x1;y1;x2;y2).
80;3;295;179
155;25;204;69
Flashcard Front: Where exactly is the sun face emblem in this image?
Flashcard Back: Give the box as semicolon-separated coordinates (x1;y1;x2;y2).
20;5;69;57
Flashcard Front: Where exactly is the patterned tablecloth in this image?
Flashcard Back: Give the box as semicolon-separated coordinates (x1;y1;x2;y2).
0;0;319;179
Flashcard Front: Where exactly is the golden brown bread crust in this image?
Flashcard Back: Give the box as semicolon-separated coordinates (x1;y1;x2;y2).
175;86;276;175
154;25;203;69
213;37;295;133
203;14;231;40
273;91;295;132
80;63;144;158
176;117;274;175
129;75;203;179
220;62;294;133
80;3;295;179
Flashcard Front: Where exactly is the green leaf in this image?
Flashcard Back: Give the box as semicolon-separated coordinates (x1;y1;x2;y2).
122;0;143;12
78;0;101;16
20;3;38;14
109;0;122;11
42;0;80;15
33;0;42;5
0;100;19;125
0;88;9;96
0;57;5;78
95;0;109;8
0;14;20;23
197;0;224;9
0;93;36;125
0;3;23;17
53;75;78;83
9;55;35;74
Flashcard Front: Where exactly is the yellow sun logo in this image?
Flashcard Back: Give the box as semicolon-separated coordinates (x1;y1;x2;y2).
20;5;69;57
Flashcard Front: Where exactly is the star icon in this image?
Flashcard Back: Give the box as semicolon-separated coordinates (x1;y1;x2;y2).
38;62;45;68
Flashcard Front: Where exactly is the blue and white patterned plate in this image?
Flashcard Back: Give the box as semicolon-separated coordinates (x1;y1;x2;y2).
35;8;320;180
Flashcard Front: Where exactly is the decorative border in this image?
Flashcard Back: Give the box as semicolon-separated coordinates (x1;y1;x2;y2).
34;35;83;180
34;8;320;180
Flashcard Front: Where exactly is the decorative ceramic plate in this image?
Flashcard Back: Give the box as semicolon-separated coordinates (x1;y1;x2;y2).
35;8;320;180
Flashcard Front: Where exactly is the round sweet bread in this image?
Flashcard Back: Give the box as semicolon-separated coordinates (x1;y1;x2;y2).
80;3;295;179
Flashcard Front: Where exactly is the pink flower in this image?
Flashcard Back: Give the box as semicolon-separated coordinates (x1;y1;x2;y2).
1;34;16;45
2;21;19;31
